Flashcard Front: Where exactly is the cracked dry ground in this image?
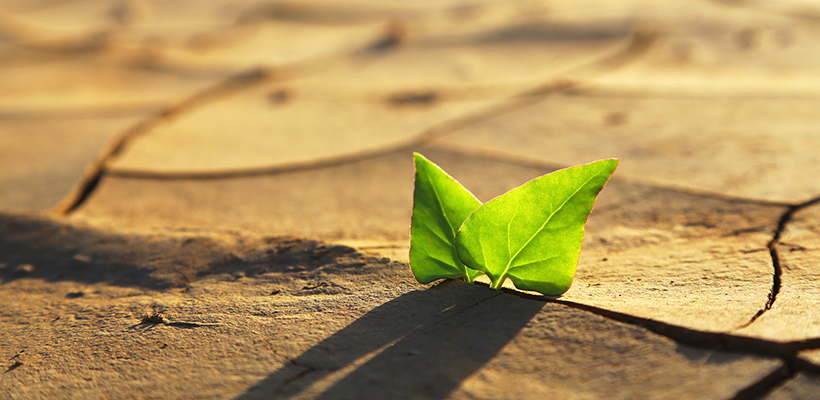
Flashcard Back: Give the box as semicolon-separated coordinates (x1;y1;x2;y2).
2;1;820;399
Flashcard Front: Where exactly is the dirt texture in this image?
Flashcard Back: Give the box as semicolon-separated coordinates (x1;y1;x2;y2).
2;0;820;399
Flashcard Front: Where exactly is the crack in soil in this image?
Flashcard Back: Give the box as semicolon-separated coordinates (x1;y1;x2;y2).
266;279;820;399
40;19;820;396
424;290;504;330
52;67;274;215
253;290;506;398
51;27;392;216
497;287;820;399
85;29;656;185
273;365;320;397
739;195;820;328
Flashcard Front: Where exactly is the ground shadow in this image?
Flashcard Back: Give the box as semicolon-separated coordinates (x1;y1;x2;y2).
0;212;359;290
238;280;544;400
0;212;171;288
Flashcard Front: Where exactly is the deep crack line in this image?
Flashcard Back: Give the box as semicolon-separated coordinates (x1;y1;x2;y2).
490;213;820;399
739;195;820;328
499;286;820;355
272;365;319;398
51;24;400;216
425;290;503;330
496;286;820;398
257;289;505;399
51;67;275;215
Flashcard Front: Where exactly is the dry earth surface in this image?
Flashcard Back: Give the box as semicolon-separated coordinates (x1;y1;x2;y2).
2;0;820;399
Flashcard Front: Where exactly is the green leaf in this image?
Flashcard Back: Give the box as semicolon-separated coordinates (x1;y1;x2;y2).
455;159;619;295
410;153;484;283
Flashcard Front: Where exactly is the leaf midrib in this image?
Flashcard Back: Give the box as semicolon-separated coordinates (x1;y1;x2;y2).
498;172;599;281
427;174;457;245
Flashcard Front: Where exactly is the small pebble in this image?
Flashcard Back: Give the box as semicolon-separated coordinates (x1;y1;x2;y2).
13;264;34;276
141;312;167;324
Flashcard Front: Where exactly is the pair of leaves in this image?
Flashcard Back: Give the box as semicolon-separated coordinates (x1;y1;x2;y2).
409;153;618;296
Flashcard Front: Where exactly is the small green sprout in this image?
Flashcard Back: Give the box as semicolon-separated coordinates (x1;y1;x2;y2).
410;153;618;296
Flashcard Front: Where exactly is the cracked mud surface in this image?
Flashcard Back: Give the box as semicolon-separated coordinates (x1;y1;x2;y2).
2;1;820;399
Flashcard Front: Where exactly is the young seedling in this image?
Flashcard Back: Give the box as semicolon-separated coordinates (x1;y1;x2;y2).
410;153;618;296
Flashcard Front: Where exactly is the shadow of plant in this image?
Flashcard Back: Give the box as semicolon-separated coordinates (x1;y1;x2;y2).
238;280;544;400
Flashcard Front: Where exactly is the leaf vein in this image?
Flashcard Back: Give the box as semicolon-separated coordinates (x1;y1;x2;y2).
509;255;561;269
418;219;453;247
505;172;600;272
427;177;457;242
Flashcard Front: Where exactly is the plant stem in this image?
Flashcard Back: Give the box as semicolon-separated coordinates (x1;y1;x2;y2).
490;276;504;289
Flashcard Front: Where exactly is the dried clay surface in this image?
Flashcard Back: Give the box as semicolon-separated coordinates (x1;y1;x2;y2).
2;0;820;399
0;215;787;399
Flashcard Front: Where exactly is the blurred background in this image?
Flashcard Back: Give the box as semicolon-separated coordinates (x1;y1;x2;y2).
2;0;819;246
